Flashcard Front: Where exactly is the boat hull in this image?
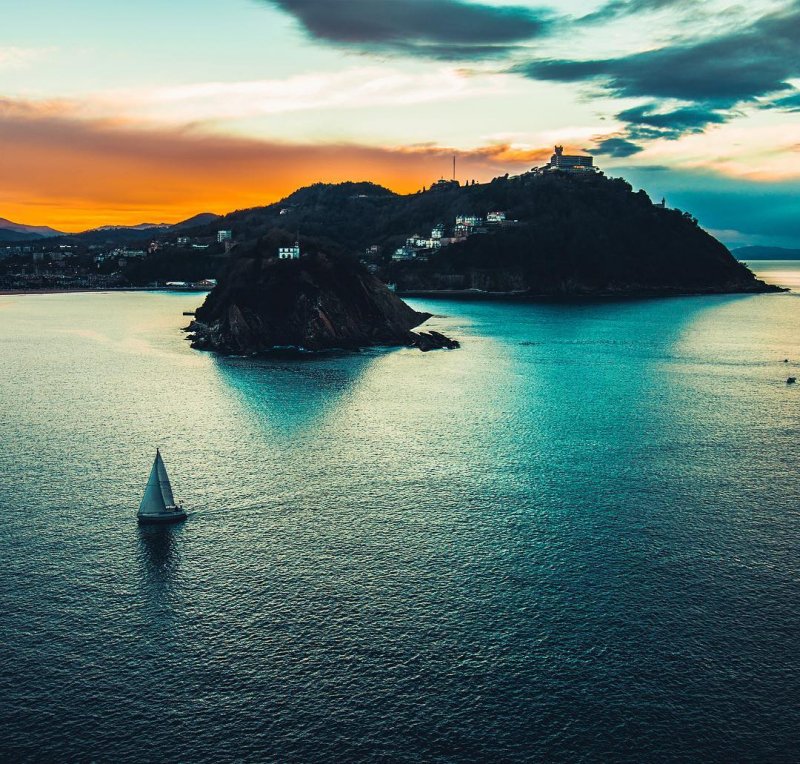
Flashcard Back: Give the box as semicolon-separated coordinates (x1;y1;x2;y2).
137;511;187;525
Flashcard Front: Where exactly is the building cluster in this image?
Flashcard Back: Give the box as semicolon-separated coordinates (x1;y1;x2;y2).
0;243;116;289
392;211;509;261
533;146;597;175
389;145;596;263
0;253;125;290
175;230;232;250
93;248;147;266
5;243;76;261
0;229;232;290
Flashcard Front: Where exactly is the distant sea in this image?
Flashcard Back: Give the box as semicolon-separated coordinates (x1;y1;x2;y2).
1;262;799;762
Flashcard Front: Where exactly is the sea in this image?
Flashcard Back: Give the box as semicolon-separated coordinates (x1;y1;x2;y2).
1;261;799;763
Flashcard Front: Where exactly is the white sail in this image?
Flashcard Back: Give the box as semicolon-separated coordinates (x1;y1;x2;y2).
155;449;176;507
138;455;167;516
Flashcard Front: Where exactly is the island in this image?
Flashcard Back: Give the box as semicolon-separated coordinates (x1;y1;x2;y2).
186;251;459;353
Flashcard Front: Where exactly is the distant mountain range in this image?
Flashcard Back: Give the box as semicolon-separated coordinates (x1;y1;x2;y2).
81;213;221;235
89;223;169;232
732;246;800;260
0;217;63;240
0;212;220;244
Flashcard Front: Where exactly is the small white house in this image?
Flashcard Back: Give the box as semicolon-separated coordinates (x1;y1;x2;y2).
278;242;301;260
217;230;232;243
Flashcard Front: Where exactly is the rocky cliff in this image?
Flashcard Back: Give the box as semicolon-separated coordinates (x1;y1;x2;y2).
187;252;440;353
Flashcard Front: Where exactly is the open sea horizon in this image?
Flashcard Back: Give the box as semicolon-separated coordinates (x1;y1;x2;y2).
1;261;799;762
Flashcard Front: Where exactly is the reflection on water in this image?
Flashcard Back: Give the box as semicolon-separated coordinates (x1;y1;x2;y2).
137;524;180;580
1;289;800;763
212;349;382;438
135;524;183;619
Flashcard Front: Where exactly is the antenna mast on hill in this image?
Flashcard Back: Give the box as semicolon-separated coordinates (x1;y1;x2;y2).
453;154;456;182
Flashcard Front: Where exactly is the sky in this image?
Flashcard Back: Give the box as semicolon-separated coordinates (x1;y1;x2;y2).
1;0;799;246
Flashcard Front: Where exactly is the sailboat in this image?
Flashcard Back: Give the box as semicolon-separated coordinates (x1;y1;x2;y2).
137;449;187;524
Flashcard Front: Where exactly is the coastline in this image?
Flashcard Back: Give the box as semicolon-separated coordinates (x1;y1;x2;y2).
0;287;211;296
0;289;115;297
398;284;785;300
1;276;785;301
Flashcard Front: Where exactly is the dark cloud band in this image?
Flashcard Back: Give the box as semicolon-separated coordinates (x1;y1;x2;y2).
516;2;800;152
266;0;552;58
592;137;644;157
519;6;800;105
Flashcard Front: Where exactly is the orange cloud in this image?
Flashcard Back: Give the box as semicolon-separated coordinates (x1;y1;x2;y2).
0;98;550;231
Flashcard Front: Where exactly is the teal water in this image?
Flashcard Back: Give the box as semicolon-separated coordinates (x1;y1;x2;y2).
1;267;799;762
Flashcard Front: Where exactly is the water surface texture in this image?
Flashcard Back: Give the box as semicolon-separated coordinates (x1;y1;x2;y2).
1;269;800;762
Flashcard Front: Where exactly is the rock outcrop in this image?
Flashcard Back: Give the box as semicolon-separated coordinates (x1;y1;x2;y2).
187;252;457;353
410;331;461;351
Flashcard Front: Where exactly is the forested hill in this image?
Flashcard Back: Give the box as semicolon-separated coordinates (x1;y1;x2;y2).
144;173;777;296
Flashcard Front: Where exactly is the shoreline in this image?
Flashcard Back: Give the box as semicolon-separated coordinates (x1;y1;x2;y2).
398;284;785;301
1;282;785;300
0;287;210;296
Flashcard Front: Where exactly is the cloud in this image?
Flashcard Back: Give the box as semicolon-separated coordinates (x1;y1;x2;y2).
2;98;798;247
265;0;552;58
580;0;693;24
519;3;800;105
617;104;731;139
771;88;800;111
78;67;501;125
0;97;546;231
513;2;800;153
592;136;644;157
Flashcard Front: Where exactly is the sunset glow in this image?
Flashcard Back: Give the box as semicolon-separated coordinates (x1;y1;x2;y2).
2;0;799;244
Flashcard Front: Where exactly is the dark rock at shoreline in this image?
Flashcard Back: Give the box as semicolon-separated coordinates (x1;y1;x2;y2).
409;331;460;351
187;252;458;353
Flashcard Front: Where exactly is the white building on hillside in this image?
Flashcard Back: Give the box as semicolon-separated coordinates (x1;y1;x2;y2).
543;145;596;173
407;235;442;249
278;242;301;259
